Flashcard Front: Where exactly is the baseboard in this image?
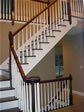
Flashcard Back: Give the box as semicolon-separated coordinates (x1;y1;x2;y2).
72;90;84;96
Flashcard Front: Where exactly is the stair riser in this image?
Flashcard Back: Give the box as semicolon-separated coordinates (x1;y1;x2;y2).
0;70;9;76
0;81;10;88
0;100;18;110
0;90;15;98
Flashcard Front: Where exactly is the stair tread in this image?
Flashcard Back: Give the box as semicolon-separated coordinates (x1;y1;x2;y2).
39;42;49;44
25;55;36;57
46;35;56;37
0;87;15;91
58;24;66;27
32;48;43;50
0;108;22;112
0;97;18;103
52;29;61;32
21;63;29;65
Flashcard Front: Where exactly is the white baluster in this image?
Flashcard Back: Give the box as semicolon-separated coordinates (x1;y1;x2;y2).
41;84;43;112
17;33;20;60
33;20;35;49
37;83;40;112
59;81;62;108
22;29;24;63
53;82;56;109
26;83;29;111
54;2;57;26
18;0;19;20
29;24;32;56
29;83;32;112
37;17;39;49
44;12;46;42
21;0;23;21
50;7;52;35
52;5;55;30
35;83;37;112
47;83;50;111
56;82;58;109
39;14;42;44
65;80;67;106
44;83;46;111
50;82;53;110
62;80;64;107
67;80;70;105
26;0;28;21
46;9;49;36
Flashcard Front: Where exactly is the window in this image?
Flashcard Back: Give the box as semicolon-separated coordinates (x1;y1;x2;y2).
55;47;64;77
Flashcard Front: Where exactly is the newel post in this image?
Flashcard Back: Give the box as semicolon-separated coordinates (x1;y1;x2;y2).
11;0;14;25
67;0;72;24
69;74;73;105
9;32;13;88
26;77;40;112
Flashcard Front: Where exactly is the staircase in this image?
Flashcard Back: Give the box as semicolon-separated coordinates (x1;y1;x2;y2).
0;0;83;112
0;70;22;112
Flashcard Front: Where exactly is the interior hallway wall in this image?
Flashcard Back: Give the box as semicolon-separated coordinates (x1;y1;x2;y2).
28;48;56;80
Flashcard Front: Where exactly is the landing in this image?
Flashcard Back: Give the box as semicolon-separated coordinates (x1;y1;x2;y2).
50;94;84;112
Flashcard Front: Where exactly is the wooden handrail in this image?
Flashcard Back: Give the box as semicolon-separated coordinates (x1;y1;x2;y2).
11;44;40;83
12;0;58;37
10;45;27;81
40;75;71;83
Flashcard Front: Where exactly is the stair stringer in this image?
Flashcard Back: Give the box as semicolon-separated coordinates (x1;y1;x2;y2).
0;18;77;76
22;18;77;75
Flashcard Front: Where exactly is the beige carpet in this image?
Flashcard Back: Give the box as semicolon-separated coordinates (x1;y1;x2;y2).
50;94;84;112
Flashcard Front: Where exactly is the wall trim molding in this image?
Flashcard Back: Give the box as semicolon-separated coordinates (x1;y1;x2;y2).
72;90;84;96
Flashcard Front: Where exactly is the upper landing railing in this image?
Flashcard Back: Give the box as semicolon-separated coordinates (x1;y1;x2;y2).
0;0;84;24
0;0;47;23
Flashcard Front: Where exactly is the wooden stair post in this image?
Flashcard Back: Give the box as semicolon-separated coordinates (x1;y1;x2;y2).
26;76;40;112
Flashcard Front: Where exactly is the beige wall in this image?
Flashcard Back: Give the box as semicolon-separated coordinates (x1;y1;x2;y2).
63;20;84;92
0;24;1;63
28;48;56;80
0;22;23;64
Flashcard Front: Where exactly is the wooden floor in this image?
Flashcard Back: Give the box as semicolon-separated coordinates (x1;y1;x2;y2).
51;94;84;112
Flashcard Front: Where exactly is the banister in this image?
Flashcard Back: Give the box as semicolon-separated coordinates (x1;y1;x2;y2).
10;45;27;81
12;0;58;37
40;75;71;83
9;31;40;83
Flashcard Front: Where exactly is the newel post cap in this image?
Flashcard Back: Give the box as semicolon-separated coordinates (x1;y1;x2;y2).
26;76;40;84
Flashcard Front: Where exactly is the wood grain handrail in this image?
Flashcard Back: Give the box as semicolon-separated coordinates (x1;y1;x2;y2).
12;0;58;37
40;75;72;83
11;45;40;83
10;45;27;81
